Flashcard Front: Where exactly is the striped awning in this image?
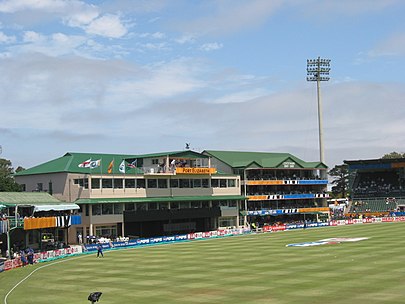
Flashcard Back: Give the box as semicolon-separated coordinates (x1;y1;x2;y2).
33;203;80;212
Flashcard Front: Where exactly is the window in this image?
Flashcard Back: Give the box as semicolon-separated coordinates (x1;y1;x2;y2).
219;200;228;207
160;202;169;210
228;179;236;187
220;179;227;188
229;200;237;207
211;179;219;188
171;202;179;209
95;225;117;238
202;201;210;208
180;179;190;188
218;216;237;228
125;203;135;211
74;179;83;186
170;179;179;188
114;204;123;214
102;203;113;215
125;179;135;188
202;179;209;188
179;202;190;209
74;178;88;189
102;179;113;188
137;203;147;211
114;179;123;189
147;179;157;188
36;183;43;191
91;178;100;189
158;179;168;188
193;179;202;188
149;202;158;210
21;184;26;191
92;204;101;215
136;179;145;188
152;159;159;165
191;201;201;208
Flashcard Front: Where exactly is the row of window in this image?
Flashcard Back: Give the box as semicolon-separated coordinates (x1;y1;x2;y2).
74;178;238;190
83;200;238;216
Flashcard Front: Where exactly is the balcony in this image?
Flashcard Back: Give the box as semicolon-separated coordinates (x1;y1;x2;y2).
142;166;217;175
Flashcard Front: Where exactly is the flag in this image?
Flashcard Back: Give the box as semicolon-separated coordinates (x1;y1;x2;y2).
78;159;92;168
89;159;101;169
107;159;114;174
127;159;137;168
119;160;126;174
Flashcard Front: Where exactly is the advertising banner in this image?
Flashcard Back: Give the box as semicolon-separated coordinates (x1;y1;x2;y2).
0;259;3;272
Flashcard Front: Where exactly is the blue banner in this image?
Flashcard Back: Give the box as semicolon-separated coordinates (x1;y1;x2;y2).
298;180;328;185
71;215;81;225
84;233;190;251
284;194;314;199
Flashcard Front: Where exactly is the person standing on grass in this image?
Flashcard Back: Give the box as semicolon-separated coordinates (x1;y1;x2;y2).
96;243;104;258
20;250;27;267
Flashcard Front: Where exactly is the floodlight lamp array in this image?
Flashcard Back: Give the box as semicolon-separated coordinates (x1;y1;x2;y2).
307;59;331;65
307;76;330;81
306;58;331;82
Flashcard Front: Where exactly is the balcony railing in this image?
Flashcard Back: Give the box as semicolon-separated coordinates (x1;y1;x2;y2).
142;166;217;175
1;216;24;230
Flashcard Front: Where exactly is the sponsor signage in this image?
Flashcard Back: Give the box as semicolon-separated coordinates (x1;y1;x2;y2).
176;167;217;174
247;180;283;185
286;237;369;247
299;207;330;213
283;161;296;168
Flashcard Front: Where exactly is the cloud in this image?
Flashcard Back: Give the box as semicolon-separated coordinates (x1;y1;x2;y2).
140;42;169;51
138;32;165;39
63;5;99;28
0;0;66;13
0;53;138;124
368;32;405;57
108;58;206;101
0;31;16;43
171;0;283;37
175;34;196;44
210;89;268;104
0;0;129;38
11;31;87;57
85;14;128;38
130;80;405;168
292;0;401;16
200;42;223;51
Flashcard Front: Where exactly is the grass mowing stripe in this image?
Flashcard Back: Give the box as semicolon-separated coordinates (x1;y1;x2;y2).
1;222;405;303
3;254;88;304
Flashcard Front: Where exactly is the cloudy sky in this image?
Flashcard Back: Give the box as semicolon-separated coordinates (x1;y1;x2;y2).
0;0;404;170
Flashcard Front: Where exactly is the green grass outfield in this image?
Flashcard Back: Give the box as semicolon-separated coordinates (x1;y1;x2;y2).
1;222;405;304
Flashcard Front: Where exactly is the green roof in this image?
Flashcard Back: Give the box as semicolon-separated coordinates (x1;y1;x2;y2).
203;150;327;169
0;192;63;206
75;195;246;204
15;150;209;177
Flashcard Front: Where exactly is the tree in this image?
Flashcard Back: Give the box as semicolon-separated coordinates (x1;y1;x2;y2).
0;158;22;192
382;152;405;159
328;164;349;198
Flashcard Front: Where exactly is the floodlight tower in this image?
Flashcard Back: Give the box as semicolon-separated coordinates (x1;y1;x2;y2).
307;57;330;164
